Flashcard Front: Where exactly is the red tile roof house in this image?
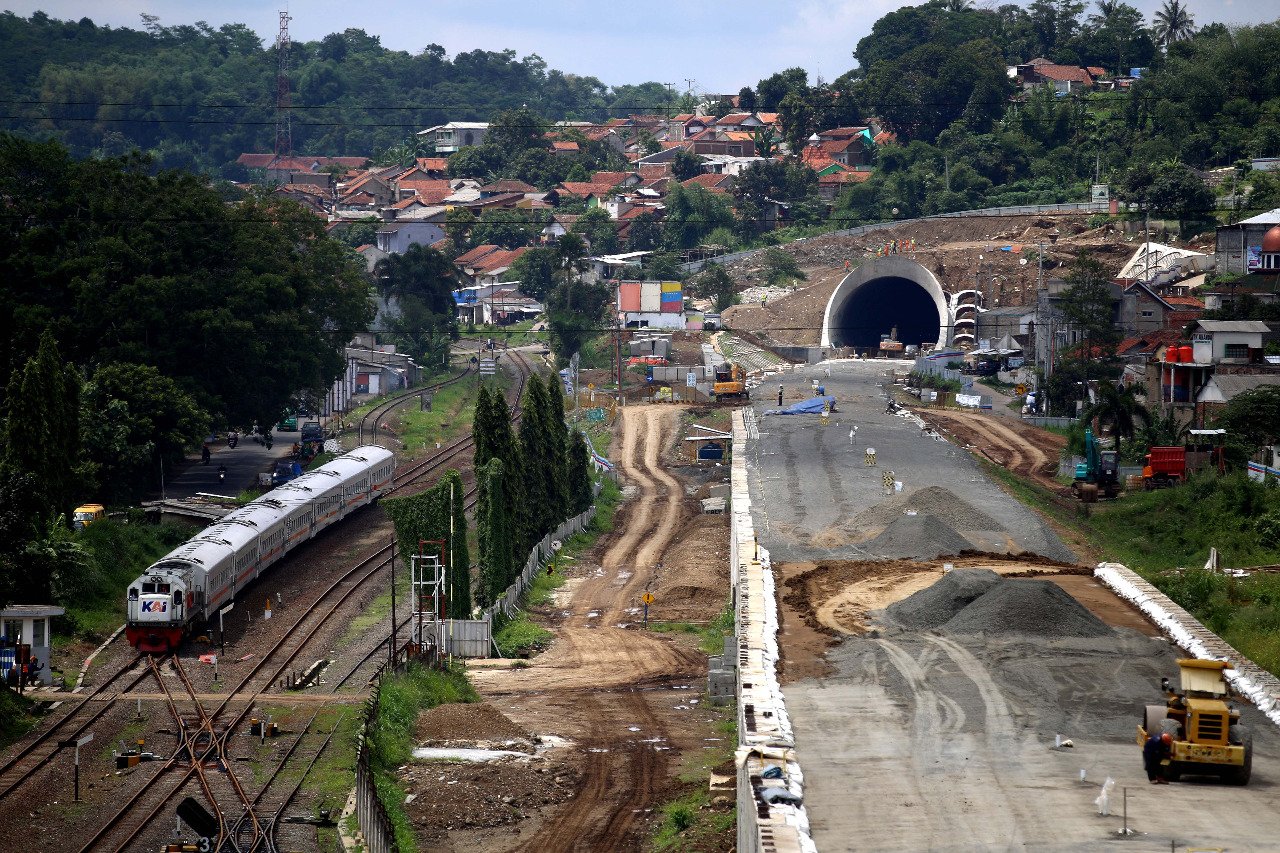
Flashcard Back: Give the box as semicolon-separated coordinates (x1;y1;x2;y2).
454;245;530;286
236;154;369;184
1011;59;1096;94
682;173;734;193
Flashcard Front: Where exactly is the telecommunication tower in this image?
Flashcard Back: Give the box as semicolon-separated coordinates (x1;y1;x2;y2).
273;10;292;156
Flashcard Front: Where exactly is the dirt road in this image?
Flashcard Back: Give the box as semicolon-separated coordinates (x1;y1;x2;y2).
467;406;715;852
918;407;1067;491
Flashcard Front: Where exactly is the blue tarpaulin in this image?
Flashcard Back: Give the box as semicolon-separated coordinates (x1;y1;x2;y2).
763;396;837;415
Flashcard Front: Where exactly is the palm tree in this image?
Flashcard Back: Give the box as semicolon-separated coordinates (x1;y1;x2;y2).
1152;0;1196;50
1088;0;1122;30
1082;382;1150;460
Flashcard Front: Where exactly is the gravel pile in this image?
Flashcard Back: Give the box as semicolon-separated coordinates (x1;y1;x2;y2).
885;568;1002;629
940;579;1111;638
853;486;1001;534
863;513;973;559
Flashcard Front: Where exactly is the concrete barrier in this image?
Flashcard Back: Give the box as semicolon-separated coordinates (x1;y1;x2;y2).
730;409;817;853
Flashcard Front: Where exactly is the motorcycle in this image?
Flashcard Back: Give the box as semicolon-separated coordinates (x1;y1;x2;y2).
217;465;227;482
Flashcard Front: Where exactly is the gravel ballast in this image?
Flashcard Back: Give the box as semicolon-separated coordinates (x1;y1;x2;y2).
853;485;1001;534
940;578;1112;638
885;568;1002;629
863;513;973;559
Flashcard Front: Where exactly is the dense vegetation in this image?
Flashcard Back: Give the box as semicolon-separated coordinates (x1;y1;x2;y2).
1088;472;1280;674
4;6;1279;227
0;11;676;174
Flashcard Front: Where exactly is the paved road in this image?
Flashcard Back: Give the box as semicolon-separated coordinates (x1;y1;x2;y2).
163;431;296;500
746;358;1280;852
751;360;1073;563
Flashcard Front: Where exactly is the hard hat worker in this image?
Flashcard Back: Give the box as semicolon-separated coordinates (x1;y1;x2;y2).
1143;732;1173;784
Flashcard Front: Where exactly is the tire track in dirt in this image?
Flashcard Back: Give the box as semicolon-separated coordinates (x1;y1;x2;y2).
472;403;704;852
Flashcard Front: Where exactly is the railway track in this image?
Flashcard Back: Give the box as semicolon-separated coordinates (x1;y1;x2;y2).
0;652;147;800
0;349;538;849
354;363;473;446
388;348;533;494
78;544;398;852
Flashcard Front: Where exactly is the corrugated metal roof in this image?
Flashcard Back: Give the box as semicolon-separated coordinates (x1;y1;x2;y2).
1196;320;1271;333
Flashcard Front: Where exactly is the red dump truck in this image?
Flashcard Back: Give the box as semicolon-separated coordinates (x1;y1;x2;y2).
1143;446;1186;489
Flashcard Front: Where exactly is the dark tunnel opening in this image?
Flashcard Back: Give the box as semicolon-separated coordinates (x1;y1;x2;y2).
830;276;941;350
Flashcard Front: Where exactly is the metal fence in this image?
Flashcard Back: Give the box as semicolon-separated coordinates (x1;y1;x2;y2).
1024;416;1078;429
352;642;440;853
678;201;1108;274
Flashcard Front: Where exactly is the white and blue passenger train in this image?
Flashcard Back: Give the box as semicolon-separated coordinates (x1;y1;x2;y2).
126;445;394;652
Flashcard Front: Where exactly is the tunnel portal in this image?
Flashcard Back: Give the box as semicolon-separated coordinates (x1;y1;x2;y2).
821;257;950;352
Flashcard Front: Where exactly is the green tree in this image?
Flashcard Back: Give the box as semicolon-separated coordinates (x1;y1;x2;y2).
693;264;737;312
445;207;478;253
762;248;808;288
1153;0;1196;50
505;247;558;302
627;212;661;251
472;208;537;250
2;331;83;520
670;149;705;182
1215;386;1280;453
476;457;515;604
662;184;734;251
755;67;809;111
571;207;618;255
486;106;551;158
544;373;571;522
1059;253;1121;358
567;432;594;515
519;377;557;546
0;471;41;610
443;469;471;618
778;90;816;156
1081;382;1149;459
737;86;758;113
81;362;209;503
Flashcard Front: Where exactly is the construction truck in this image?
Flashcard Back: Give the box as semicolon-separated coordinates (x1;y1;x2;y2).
1143;446;1186;489
1072;428;1120;502
712;363;749;399
1138;658;1252;784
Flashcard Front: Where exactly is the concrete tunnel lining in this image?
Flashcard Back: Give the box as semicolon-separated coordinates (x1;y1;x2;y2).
820;257;950;351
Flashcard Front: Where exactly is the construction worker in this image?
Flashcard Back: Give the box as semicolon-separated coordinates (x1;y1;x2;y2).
777;384;784;407
1143;732;1173;784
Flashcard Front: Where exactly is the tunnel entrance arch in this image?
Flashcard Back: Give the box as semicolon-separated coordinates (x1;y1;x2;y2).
821;257;950;352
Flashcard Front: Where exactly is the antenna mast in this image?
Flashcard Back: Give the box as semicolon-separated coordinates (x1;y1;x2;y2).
274;10;292;156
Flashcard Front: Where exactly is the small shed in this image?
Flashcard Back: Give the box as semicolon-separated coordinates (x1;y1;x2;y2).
1;604;64;687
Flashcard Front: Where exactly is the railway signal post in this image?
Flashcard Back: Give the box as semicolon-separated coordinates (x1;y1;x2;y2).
59;731;92;801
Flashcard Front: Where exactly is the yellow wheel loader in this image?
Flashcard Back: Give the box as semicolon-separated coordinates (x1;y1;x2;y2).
1137;658;1252;784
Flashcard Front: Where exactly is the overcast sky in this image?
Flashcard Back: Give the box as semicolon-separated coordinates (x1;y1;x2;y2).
5;1;1279;93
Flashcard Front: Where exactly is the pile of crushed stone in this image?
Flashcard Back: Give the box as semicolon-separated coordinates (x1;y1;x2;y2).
886;568;1002;629
863;513;973;559
940;578;1111;638
852;485;1001;534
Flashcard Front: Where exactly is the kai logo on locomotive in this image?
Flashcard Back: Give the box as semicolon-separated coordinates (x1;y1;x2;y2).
140;600;168;613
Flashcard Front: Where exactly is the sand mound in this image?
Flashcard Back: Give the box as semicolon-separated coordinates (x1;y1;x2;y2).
415;702;531;745
885;568;1002;629
863;513;972;559
852;485;1001;534
940;579;1111;638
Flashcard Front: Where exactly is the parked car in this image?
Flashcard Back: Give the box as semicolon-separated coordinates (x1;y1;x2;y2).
280;414;299;431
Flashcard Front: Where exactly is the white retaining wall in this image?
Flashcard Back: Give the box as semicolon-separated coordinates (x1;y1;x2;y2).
1096;562;1280;727
731;410;817;853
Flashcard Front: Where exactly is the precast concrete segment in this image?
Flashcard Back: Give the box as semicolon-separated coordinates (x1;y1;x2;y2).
729;409;816;853
820;257;950;351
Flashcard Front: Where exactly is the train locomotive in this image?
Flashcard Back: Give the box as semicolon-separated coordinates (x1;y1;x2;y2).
125;445;395;652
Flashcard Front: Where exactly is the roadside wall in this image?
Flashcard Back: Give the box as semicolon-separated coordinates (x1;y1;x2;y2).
1096;563;1280;726
731;409;817;853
